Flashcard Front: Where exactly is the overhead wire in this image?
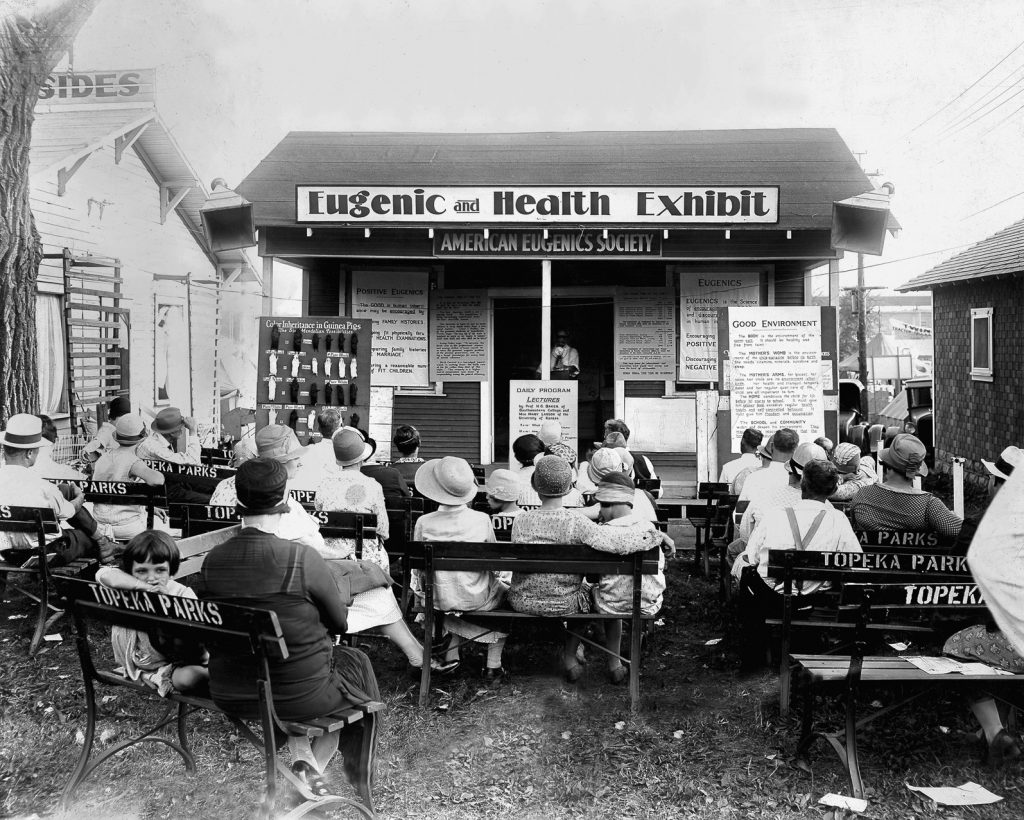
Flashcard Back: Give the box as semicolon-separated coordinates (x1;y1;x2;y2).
903;36;1024;138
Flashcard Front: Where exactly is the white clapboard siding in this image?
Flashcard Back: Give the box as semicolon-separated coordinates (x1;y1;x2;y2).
30;146;220;426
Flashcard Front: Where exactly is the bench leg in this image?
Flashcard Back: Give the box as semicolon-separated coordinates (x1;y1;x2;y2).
795;675;817;760
628;616;642;713
28;574;51;656
339;712;379;817
842;693;864;799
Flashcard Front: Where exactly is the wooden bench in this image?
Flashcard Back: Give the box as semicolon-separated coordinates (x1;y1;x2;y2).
169;503;377;554
408;540;661;711
789;578;1024;798
0;505;98;655
685;483;735;577
144;460;235;499
57;577;385;819
853;529;957;552
766;548;974;718
489;513;517;542
83;480;167;533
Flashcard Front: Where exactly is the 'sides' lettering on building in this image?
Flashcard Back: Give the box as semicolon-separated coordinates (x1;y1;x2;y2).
297;186;780;225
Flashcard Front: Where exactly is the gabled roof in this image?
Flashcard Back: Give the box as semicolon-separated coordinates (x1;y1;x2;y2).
897;215;1024;291
30;107;260;284
238;128;873;230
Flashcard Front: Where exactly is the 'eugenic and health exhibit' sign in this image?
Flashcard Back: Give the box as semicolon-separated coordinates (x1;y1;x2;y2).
297;186;779;225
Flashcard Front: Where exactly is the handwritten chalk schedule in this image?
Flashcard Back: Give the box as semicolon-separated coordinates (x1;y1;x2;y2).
613;287;675;380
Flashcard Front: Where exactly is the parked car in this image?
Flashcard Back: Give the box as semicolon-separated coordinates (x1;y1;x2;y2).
902;377;934;465
838;379;869;454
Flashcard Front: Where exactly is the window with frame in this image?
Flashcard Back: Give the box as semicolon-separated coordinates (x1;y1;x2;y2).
970;307;993;381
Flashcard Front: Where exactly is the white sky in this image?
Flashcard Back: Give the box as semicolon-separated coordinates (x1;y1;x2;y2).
65;0;1024;292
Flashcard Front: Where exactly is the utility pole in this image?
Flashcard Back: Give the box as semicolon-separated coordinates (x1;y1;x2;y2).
843;276;883;420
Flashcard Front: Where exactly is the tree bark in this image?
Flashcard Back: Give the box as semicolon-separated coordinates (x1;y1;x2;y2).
0;0;100;425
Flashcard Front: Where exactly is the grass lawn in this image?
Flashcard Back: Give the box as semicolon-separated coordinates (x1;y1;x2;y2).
2;552;1023;819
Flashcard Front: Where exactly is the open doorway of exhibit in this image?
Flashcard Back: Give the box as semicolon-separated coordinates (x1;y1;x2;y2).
491;295;613;464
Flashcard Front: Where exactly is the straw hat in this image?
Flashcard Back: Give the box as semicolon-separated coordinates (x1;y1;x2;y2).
113;414;147;445
981;446;1023;481
831;442;862;475
415;457;478;505
0;414;44;449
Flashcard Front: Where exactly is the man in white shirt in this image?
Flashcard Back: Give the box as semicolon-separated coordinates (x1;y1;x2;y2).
137;407;201;465
31;415;86;480
719;428;764;489
967;447;1024;655
733;459;861;671
0;414;109;564
292;408;344;491
738;428;799;503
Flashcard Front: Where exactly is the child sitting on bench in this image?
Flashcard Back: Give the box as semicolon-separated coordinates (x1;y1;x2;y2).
95;530;209;696
592;472;666;684
414;457;510;684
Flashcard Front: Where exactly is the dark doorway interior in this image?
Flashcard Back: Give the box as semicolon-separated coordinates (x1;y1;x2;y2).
492;296;613;462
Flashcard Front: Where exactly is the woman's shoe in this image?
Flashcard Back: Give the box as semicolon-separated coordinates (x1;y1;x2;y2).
482;667;507;686
407;658;459;679
563;659;583;683
608;665;628;685
291;761;333;797
987;729;1022;767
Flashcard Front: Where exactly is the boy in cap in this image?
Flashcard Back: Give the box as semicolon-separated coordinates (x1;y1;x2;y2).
591;472;667;684
81;396;132;465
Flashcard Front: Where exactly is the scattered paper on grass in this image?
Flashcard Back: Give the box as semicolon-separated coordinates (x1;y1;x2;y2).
614;721;625;730
655;619;665;626
765;753;777;760
889;641;910;651
672;730;684;739
560;731;572;740
819;793;867;812
939;726;950;734
43;633;62;642
907;782;1002;805
870;700;884;708
7;614;28;620
704;638;722;646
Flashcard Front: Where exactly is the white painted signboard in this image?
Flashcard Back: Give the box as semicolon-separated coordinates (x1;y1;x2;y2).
680;271;760;381
351;271;429;387
509;380;578;469
727;307;825;450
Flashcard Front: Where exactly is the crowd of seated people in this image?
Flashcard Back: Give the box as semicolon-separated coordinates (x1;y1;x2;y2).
19;398;1021;787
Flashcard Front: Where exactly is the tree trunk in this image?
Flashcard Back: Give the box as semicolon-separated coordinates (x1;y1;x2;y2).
0;0;100;425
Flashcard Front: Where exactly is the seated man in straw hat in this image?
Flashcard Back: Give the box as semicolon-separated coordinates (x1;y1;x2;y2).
0;413;114;565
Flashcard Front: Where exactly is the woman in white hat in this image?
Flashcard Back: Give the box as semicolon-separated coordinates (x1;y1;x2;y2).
91;414;168;541
413;457;510;682
317;429;457;675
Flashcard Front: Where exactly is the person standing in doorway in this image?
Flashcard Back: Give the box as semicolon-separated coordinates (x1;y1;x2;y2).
551;330;580;379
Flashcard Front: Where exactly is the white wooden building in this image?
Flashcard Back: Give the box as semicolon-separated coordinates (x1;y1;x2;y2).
29;69;261;437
